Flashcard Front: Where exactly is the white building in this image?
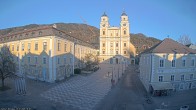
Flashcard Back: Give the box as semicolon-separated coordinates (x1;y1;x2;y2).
139;38;196;96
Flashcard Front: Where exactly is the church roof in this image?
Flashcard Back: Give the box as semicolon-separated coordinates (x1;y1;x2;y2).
121;11;127;16
102;12;107;17
141;38;196;54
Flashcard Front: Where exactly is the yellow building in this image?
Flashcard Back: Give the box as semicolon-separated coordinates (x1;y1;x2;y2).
140;38;196;95
0;25;97;82
99;11;136;64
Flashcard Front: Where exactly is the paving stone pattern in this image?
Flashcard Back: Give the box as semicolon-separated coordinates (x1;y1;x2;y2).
41;64;123;110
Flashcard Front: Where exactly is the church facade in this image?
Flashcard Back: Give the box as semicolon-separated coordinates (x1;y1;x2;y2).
99;12;135;64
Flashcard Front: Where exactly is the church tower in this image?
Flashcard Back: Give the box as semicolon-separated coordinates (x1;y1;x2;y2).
100;12;109;37
120;11;130;55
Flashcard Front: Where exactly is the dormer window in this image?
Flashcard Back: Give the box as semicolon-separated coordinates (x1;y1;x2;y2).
59;32;62;35
39;31;42;35
19;34;22;38
25;33;28;37
31;32;35;36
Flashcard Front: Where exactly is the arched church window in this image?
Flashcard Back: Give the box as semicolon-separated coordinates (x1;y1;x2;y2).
124;30;126;35
103;31;105;35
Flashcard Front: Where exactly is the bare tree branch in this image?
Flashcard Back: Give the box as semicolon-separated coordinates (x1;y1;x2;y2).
178;35;191;45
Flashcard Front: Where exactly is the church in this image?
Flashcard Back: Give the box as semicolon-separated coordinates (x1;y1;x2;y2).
99;11;136;64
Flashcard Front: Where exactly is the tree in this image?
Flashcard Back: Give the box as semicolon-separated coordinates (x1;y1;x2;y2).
178;35;191;45
0;45;16;89
84;53;98;70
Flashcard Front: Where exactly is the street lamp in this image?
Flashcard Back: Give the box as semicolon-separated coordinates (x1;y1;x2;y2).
118;66;120;80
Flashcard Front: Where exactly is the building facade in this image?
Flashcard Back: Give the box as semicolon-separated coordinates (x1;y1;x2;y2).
0;25;97;82
99;12;135;64
139;38;196;95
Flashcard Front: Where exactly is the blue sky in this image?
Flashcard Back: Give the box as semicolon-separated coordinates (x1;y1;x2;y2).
0;0;196;43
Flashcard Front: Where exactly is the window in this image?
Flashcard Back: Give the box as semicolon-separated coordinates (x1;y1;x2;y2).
171;60;176;67
103;31;105;35
190;74;193;80
22;43;24;51
17;45;19;51
17;57;19;62
43;57;46;64
58;40;61;51
116;51;118;54
35;56;38;64
116;43;118;47
110;49;113;54
35;42;38;51
124;43;126;47
28;43;31;51
124;51;126;54
64;43;67;52
12;45;14;51
57;57;60;64
64;57;66;64
78;48;80;54
159;76;163;82
110;43;113;47
103;51;105;54
43;42;47;51
116;33;118;36
191;59;195;66
181;75;184;81
70;58;72;64
102;43;105;47
28;56;31;63
182;59;186;67
124;30;126;35
70;44;72;53
159;59;164;67
171;75;175;81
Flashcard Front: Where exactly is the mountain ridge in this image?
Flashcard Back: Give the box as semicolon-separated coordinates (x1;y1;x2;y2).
0;23;161;53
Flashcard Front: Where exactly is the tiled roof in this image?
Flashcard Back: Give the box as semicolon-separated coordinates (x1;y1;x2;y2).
0;25;96;49
142;38;196;54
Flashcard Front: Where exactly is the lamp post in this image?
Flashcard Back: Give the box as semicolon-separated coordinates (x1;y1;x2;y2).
118;66;120;80
121;58;123;75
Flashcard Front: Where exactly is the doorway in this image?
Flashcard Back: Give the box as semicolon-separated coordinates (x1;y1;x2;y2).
116;58;119;64
42;68;46;81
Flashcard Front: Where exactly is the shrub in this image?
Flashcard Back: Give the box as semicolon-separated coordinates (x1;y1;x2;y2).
74;68;81;74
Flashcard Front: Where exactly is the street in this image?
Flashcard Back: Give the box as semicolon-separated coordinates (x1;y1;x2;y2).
95;64;156;110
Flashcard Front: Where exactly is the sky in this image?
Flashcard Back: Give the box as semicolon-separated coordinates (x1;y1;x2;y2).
0;0;196;43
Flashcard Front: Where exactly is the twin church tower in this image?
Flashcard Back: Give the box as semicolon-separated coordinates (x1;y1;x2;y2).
99;11;132;64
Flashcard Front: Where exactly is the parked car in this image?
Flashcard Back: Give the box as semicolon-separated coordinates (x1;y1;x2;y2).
180;105;189;110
